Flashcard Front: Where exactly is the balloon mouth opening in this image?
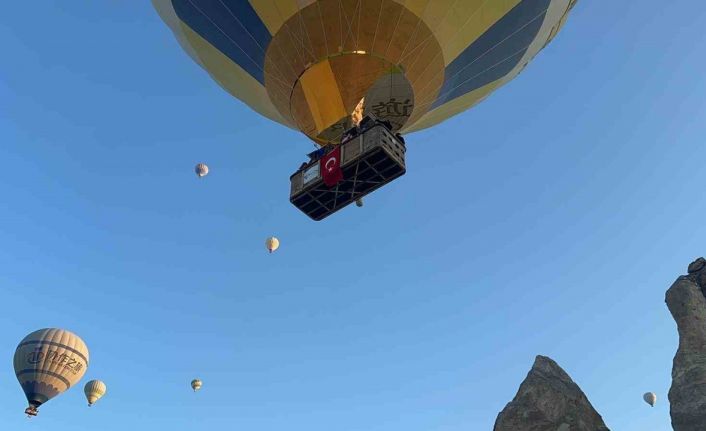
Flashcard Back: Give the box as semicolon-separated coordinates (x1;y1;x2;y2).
286;54;414;145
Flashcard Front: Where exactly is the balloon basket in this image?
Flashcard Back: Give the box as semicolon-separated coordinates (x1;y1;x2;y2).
290;123;406;221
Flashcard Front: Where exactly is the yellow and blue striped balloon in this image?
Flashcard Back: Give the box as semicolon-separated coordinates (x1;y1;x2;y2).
153;0;577;145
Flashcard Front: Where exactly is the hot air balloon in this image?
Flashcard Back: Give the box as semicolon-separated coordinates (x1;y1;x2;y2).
14;328;89;417
154;0;578;218
84;380;106;407
643;392;656;407
265;236;279;253
355;198;364;208
191;379;202;392
154;0;577;144
195;163;209;178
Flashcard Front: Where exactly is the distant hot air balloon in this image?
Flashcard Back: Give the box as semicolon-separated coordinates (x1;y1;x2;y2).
14;328;89;417
154;1;578;145
643;392;657;407
265;237;279;254
191;379;202;392
195;163;209;178
355;198;364;208
84;380;106;407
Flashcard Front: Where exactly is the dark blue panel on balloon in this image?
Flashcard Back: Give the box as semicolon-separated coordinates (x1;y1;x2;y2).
432;0;551;109
171;0;272;84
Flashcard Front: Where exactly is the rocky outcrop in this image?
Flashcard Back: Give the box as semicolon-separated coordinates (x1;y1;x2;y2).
666;257;706;431
494;355;609;431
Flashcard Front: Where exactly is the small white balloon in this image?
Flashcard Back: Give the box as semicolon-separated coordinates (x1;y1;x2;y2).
84;380;107;406
266;237;279;253
195;163;209;178
191;379;202;392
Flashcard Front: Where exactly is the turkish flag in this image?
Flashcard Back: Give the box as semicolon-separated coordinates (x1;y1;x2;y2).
321;146;343;187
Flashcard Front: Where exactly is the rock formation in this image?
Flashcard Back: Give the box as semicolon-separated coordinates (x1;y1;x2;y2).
494;355;609;431
666;257;706;430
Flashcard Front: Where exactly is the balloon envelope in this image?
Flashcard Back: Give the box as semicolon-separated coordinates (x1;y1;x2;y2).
191;379;202;392
266;237;279;253
643;392;656;407
154;0;577;144
14;328;89;415
84;380;107;406
195;163;209;178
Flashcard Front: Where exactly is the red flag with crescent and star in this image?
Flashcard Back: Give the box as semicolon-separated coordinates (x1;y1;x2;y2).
321;146;343;187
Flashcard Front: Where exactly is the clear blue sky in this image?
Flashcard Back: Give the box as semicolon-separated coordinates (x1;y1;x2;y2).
1;2;705;430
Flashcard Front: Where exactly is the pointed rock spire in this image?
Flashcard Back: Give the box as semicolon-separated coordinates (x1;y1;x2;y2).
494;355;609;431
